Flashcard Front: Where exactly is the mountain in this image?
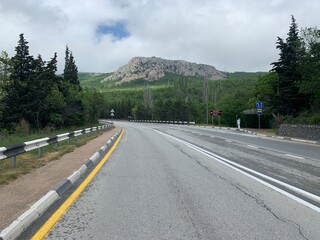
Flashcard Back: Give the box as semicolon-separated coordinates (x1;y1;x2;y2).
103;56;226;84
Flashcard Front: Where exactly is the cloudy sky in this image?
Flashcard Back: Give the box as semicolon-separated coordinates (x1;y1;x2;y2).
0;0;319;73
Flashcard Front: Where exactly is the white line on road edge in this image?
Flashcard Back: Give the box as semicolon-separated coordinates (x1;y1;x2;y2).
154;130;320;213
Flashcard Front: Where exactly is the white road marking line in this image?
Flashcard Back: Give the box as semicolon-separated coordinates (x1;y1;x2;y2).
285;154;304;160
225;140;232;143
154;130;320;213
247;145;258;149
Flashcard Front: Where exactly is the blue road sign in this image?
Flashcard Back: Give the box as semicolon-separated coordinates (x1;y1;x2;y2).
256;101;264;109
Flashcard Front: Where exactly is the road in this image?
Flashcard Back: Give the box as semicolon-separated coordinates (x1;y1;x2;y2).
40;122;320;239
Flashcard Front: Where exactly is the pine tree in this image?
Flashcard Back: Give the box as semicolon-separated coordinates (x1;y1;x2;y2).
2;34;35;128
63;46;81;89
32;54;46;128
271;16;308;116
62;46;84;126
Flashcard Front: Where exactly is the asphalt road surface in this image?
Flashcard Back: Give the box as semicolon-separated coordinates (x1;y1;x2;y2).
43;122;320;239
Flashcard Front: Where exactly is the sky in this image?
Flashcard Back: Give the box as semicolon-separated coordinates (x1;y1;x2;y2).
0;0;319;73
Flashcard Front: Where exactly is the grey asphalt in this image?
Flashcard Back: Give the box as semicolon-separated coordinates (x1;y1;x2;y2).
46;122;320;240
186;125;320;159
156;124;320;197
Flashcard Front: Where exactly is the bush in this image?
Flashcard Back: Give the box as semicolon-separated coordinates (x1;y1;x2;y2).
14;119;30;136
49;113;64;128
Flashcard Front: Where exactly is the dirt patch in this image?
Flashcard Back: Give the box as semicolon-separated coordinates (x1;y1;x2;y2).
0;126;121;230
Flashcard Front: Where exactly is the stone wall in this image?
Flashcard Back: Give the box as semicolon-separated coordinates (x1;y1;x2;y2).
277;124;320;141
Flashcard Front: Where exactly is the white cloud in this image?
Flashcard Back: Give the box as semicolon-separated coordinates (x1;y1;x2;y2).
0;0;319;73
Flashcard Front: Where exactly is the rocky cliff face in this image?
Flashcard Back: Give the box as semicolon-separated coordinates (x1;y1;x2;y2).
104;56;226;84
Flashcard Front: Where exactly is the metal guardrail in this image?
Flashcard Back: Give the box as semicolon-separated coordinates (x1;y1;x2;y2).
130;120;196;125
0;124;114;168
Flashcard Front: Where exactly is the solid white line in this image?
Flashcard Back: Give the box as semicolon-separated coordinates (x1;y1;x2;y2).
154;130;320;213
285;154;304;160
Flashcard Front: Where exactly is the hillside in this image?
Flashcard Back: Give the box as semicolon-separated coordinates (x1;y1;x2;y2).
102;56;226;84
78;72;112;88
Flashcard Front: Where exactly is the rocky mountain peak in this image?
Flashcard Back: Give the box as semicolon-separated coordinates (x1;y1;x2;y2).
104;56;226;84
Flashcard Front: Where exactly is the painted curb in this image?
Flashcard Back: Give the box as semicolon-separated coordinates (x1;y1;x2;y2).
0;128;122;240
78;165;87;176
31;191;60;216
54;179;72;196
67;170;82;185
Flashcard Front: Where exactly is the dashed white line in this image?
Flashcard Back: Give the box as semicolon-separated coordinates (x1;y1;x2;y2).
225;140;232;143
247;145;258;149
285;154;304;160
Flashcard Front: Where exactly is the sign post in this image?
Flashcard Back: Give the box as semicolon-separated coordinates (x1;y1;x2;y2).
210;110;214;126
217;110;223;126
255;102;263;129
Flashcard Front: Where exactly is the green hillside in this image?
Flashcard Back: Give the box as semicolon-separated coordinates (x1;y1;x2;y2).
79;71;267;127
78;72;112;88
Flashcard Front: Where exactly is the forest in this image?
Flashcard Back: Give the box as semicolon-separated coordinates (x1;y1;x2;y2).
0;34;106;133
1;16;319;134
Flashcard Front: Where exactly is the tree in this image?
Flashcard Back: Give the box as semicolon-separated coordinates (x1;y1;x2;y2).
143;81;153;119
173;76;189;121
82;88;106;124
45;84;66;127
132;102;145;120
299;27;320;112
0;51;12;128
64;46;81;89
2;34;35;128
271;16;308;116
0;51;12;94
61;46;84;126
255;72;278;114
32;54;46;129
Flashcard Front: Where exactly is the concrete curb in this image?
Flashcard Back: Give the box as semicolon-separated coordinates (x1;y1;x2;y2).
0;129;122;240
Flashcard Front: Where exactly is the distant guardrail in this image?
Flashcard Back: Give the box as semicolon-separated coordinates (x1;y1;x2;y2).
0;124;114;168
130;120;195;125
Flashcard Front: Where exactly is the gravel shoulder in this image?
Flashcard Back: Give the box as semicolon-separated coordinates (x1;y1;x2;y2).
0;126;121;231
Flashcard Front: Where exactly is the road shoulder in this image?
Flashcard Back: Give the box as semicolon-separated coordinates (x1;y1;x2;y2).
0;126;120;231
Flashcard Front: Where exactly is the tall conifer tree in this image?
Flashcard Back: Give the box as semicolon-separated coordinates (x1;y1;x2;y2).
2;34;35;128
271;16;308;116
63;46;81;89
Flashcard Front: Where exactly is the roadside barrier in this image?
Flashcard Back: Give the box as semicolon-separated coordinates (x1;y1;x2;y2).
130;120;195;125
0;124;114;168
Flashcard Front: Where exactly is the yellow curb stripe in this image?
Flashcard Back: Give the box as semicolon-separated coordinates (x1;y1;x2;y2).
31;129;124;240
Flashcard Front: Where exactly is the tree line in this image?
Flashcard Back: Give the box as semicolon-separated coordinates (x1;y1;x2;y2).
256;16;320;125
0;34;106;133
